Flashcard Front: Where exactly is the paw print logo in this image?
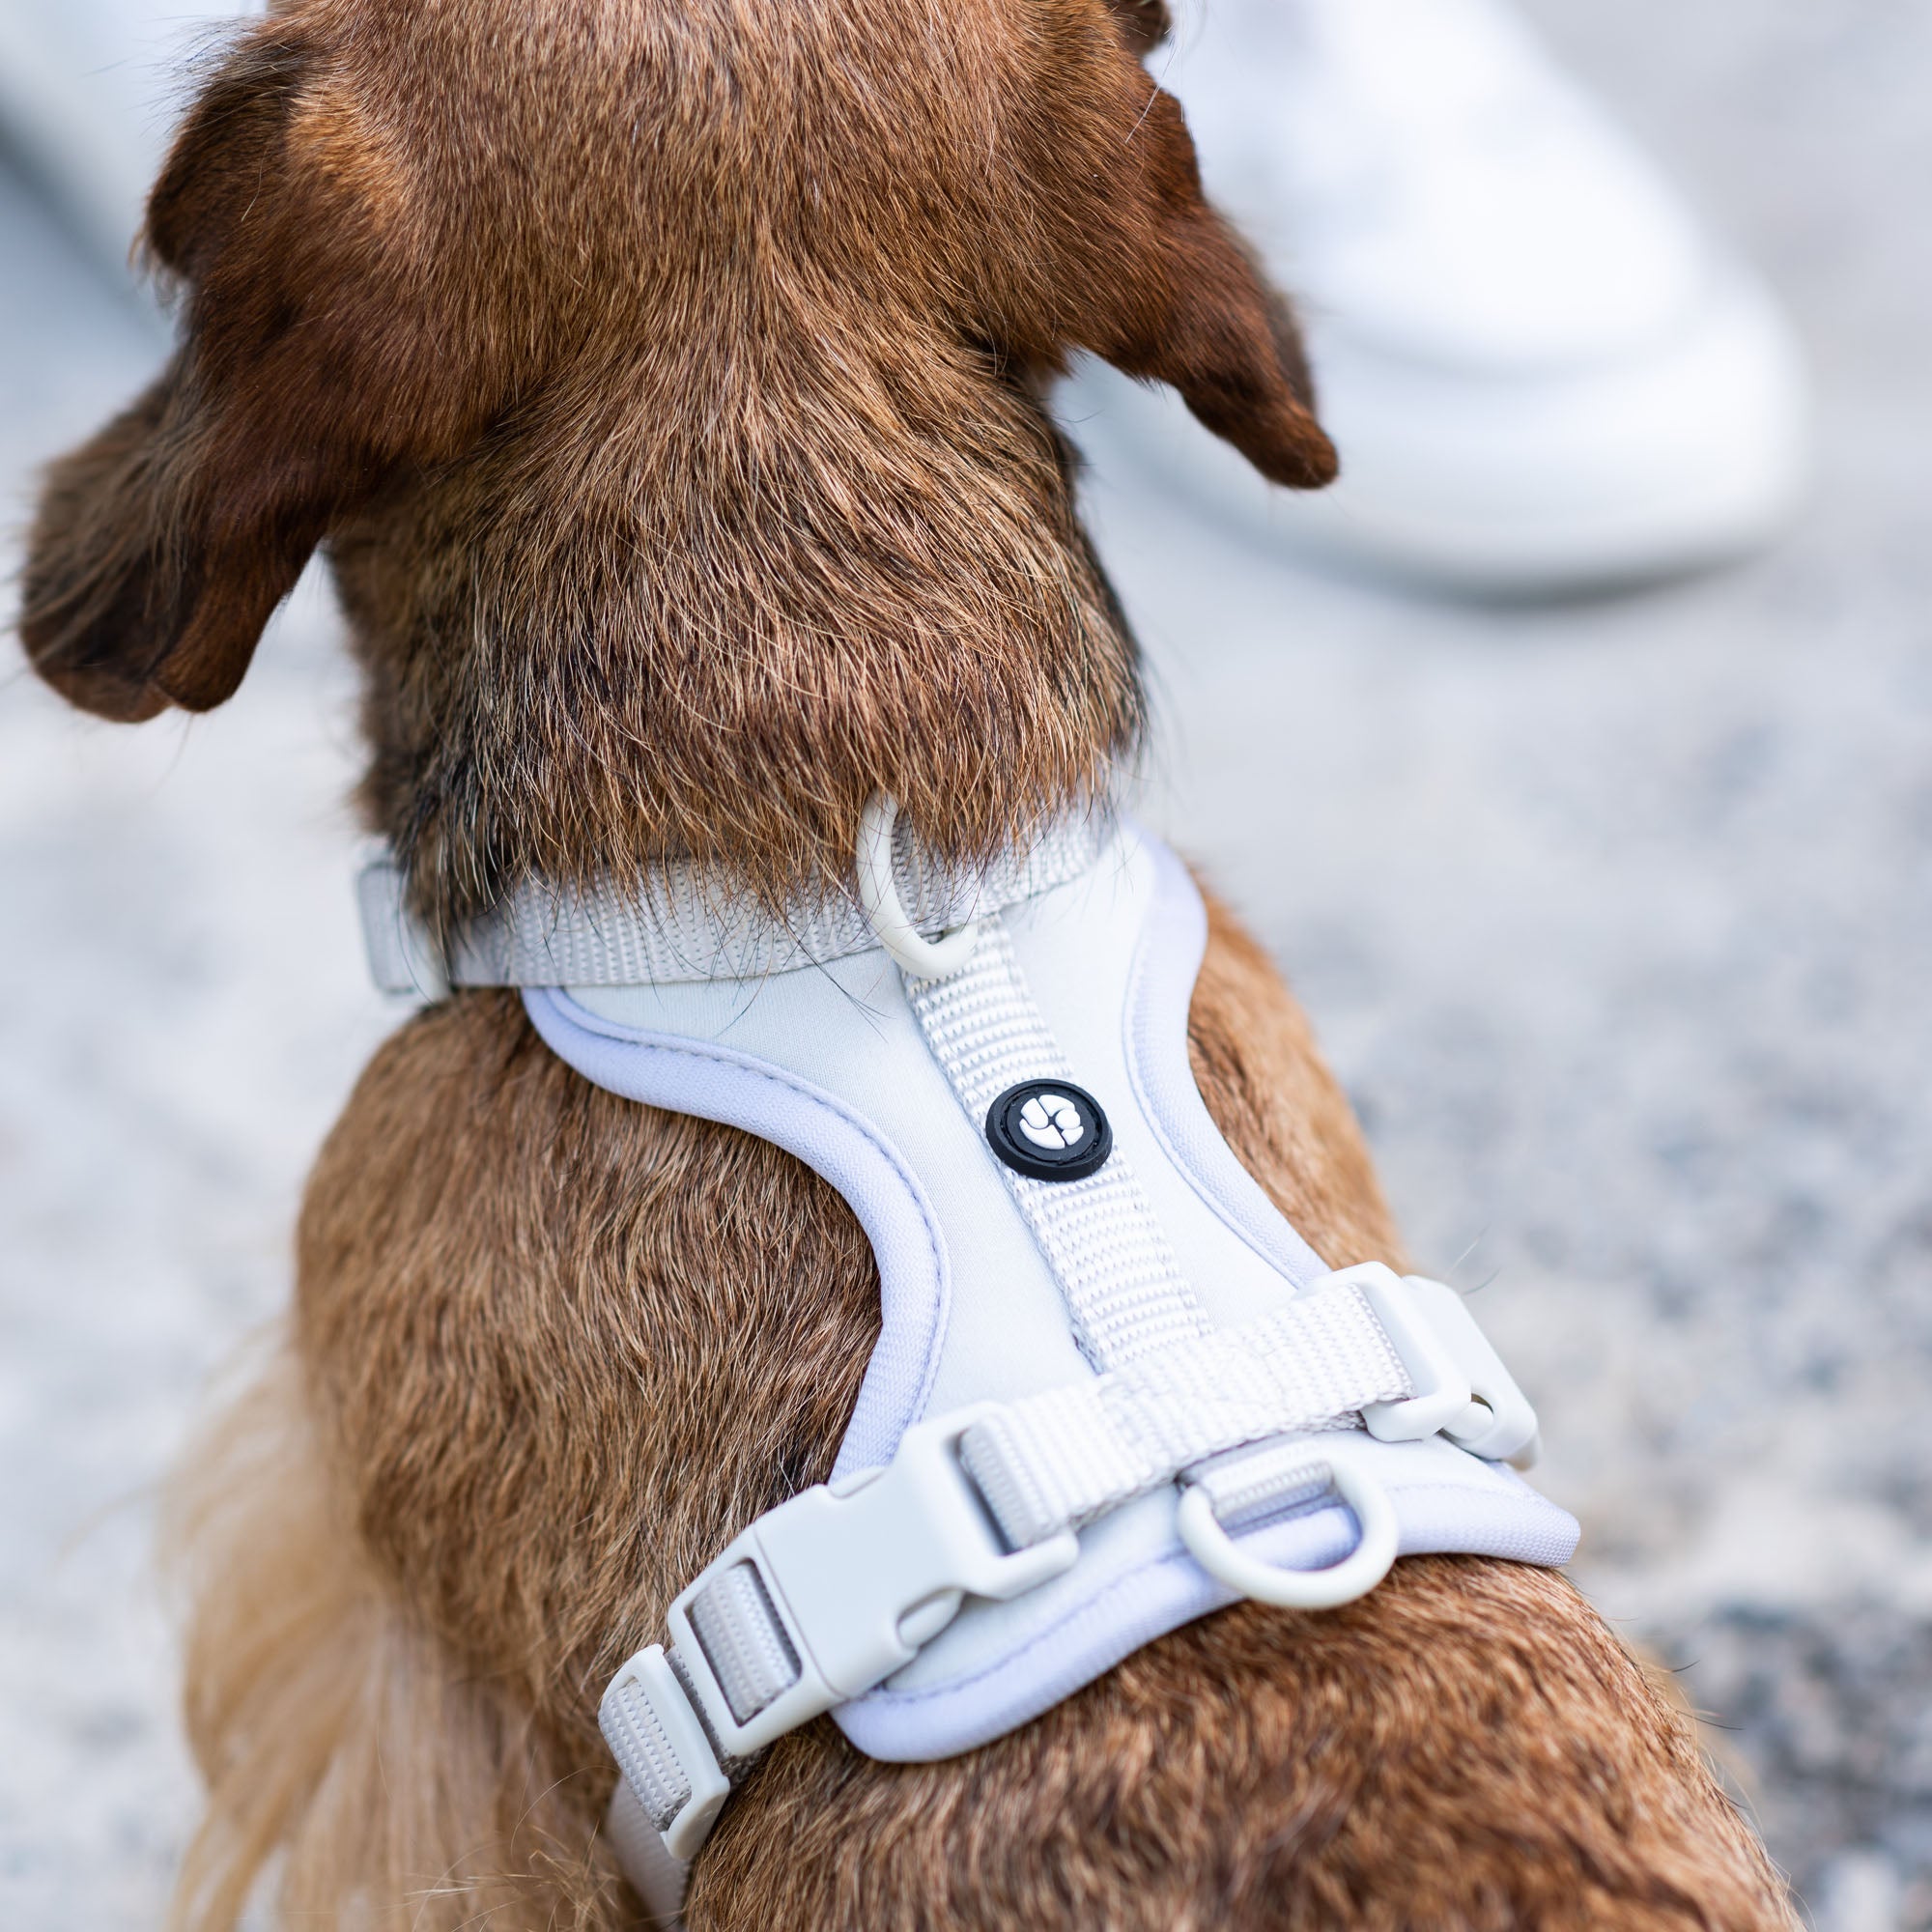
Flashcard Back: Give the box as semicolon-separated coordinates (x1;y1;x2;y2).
987;1080;1113;1182
1017;1091;1086;1151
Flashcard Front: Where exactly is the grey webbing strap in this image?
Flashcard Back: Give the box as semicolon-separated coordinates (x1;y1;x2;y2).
603;1663;704;1834
604;1779;691;1931
906;918;1212;1368
954;1277;1410;1548
358;810;1115;993
686;1563;802;1725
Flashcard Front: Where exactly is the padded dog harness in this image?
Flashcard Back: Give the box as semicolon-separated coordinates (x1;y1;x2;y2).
361;803;1577;1926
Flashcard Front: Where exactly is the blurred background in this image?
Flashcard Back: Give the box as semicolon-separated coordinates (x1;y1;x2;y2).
1;2;1927;1926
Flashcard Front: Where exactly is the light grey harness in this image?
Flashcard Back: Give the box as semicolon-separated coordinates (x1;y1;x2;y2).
361;801;1576;1926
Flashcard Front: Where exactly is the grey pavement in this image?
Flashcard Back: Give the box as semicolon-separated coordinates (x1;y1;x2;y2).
2;2;1928;1925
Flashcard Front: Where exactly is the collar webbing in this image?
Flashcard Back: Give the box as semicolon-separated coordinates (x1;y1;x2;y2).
357;806;1116;995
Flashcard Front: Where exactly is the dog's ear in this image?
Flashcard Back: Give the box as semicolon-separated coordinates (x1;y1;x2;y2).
21;30;515;721
1100;0;1174;58
1033;14;1337;491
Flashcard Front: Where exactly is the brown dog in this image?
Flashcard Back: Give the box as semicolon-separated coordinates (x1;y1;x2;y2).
22;1;1795;1926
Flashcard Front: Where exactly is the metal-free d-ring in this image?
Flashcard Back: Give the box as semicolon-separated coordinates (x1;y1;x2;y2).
857;795;980;980
1177;1454;1400;1611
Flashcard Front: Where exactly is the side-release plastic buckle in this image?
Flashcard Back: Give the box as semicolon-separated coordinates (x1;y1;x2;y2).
1339;1264;1542;1468
668;1405;1081;1763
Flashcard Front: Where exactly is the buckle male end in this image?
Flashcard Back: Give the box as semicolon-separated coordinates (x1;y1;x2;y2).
668;1406;1079;1762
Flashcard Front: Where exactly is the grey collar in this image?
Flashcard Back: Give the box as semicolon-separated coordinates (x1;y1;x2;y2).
357;805;1117;996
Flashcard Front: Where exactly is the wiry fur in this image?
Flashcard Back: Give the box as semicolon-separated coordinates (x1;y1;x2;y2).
23;0;1795;1925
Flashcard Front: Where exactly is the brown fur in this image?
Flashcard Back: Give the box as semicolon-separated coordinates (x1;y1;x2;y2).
21;0;1329;931
23;1;1794;1925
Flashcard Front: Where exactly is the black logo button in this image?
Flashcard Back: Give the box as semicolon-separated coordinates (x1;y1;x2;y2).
986;1080;1114;1182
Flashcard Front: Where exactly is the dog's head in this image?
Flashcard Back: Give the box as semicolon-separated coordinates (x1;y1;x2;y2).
21;0;1332;730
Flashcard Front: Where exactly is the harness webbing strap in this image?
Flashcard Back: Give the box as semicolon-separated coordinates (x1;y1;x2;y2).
686;1562;801;1724
907;918;1211;1368
955;1278;1409;1549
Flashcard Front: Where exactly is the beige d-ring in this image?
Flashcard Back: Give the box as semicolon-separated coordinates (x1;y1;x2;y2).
1177;1453;1400;1611
857;795;980;980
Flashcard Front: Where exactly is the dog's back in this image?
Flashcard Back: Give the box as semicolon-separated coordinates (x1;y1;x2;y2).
22;2;1794;1926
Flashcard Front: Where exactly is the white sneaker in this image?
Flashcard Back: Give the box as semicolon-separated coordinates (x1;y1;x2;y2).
6;0;1807;593
1071;0;1811;593
0;1;257;269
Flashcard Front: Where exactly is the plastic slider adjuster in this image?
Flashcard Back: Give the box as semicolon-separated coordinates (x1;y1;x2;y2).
600;1645;731;1861
668;1406;1081;1765
1342;1264;1542;1468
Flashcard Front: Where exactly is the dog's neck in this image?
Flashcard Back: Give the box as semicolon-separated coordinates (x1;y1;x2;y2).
330;343;1143;935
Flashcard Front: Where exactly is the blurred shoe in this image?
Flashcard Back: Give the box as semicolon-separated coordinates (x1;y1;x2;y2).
0;1;256;270
1071;0;1810;594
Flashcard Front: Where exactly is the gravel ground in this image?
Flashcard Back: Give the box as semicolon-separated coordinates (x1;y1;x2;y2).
2;3;1928;1926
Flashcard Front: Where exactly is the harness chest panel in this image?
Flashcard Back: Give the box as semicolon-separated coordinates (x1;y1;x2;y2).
523;824;1577;1763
